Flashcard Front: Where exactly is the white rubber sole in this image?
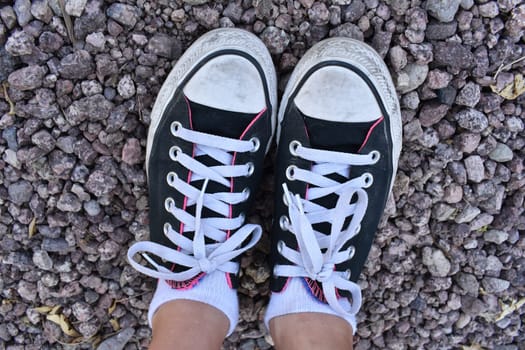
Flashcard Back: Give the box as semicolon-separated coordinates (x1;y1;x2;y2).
146;28;278;171
277;38;402;177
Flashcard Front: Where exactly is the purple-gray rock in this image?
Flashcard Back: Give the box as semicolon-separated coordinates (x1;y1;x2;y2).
122;138;142;165
371;31;392;58
437;86;457;106
419;102;449;127
14;0;33;27
72;301;93;322
57;192;82;212
39;31;64;53
344;0;366;22
98;239;120;261
488;143;513;162
5;30;34;56
106;3;138;28
30;0;53;23
97;328;135;350
308;2;330;25
443;183;463;203
65;94;113;126
456;82;481;107
481;277;510;293
223;2;243;23
426;69;452;90
505;5;525;39
405;7;427;44
455;204;481;223
32;250;53;270
193;5;220;29
147;34;182;60
478;2;499;18
484;230;509;244
65;0;87;17
329;23;364;41
260;26;290;54
455;132;481;153
455;273;479;296
17;280;37;302
0;6;17;29
8;65;46;91
49;150;76;177
426;0;461;22
73;3;106;40
389;46;407;72
396;63;429;93
85;170;118;197
31;129;56;152
422;247;451;277
426;21;458;40
433;42;474;70
8;180;33;205
117;74;135;99
58;50;94;79
464;155;485;183
455;108;488;132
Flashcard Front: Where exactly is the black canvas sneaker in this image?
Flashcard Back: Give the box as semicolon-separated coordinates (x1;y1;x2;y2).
270;38;402;316
128;29;277;290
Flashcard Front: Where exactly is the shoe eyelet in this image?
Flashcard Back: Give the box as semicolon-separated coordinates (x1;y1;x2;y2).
239;213;246;222
164;197;175;211
249;137;260;153
370;150;380;163
277;240;285;254
344;269;352;280
279;215;290;231
282;193;289;206
286;165;297;181
363;172;374;188
242;187;250;201
166;171;178;184
169;146;182;161
289;140;301;156
245;162;255;177
354;224;361;235
348;246;356;260
170;121;182;136
163;223;171;235
273;266;279;277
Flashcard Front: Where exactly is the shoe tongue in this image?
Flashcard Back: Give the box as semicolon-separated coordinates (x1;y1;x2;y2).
303;115;377;154
302;115;379;240
187;98;255;139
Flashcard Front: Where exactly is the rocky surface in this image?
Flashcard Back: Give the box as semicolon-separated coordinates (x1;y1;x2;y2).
0;0;524;349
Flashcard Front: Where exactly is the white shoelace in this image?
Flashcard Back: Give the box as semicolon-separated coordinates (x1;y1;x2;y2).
128;121;262;281
274;140;379;316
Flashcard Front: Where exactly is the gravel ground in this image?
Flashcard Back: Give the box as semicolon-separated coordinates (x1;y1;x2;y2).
0;0;524;349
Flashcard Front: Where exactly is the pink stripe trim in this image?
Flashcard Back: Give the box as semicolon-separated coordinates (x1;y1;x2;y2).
169;96;195;276
358;116;384;152
227;107;267;288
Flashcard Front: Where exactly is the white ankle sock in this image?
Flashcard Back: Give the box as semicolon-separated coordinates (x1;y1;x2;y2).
148;271;238;335
264;278;357;334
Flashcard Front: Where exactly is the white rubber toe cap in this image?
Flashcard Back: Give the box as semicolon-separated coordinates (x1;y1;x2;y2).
183;54;266;114
294;66;382;123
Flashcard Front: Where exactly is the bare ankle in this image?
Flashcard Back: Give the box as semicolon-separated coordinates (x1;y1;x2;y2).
270;312;353;350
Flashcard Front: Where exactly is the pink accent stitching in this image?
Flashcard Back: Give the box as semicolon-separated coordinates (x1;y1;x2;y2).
358;116;384;152
226;107;267;288
168;96;195;281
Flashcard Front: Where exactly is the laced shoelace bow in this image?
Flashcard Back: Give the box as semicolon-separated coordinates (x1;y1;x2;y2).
128;121;262;281
274;140;380;316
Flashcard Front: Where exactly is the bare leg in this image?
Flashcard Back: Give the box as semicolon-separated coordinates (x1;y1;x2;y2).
270;313;354;350
149;300;229;350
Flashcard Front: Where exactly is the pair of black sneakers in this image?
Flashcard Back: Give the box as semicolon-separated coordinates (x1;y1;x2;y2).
127;29;401;323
